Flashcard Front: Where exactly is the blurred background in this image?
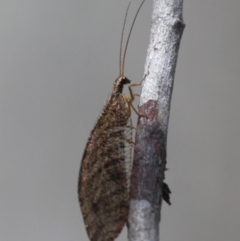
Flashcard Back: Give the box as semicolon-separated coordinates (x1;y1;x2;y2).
1;0;240;240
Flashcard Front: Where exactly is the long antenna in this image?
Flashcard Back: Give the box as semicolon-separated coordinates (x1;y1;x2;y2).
121;0;146;76
119;3;131;76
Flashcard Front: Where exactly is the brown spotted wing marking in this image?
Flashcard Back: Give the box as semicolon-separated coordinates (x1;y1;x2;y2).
78;78;133;241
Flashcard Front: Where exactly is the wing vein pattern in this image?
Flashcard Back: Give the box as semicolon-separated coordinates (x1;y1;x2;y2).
78;92;133;241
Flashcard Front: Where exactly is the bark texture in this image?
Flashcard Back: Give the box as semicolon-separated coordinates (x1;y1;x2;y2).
128;1;185;241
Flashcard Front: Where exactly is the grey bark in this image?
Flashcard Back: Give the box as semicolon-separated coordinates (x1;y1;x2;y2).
128;1;185;241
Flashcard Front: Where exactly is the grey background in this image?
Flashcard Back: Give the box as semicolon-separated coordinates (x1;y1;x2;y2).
1;0;240;240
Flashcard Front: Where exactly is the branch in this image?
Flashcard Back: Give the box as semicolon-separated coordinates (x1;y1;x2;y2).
128;0;185;241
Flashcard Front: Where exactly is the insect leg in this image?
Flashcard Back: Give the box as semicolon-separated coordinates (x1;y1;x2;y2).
125;138;135;147
128;73;148;101
129;102;141;116
127;96;147;119
133;94;140;97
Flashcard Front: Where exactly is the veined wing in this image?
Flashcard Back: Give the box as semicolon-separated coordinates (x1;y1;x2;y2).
78;93;133;241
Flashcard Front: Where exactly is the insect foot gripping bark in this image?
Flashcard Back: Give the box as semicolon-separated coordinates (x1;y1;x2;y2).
78;1;146;241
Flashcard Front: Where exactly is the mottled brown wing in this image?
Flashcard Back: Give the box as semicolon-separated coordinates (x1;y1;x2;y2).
78;93;133;241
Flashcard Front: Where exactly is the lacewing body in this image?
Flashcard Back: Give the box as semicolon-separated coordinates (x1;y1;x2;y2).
78;1;146;241
79;77;133;241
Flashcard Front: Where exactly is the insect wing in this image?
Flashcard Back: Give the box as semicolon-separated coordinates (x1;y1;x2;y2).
78;94;133;241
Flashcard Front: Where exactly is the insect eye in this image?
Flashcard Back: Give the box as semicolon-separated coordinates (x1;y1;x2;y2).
123;77;131;84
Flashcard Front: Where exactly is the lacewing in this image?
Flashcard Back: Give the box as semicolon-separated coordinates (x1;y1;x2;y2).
78;1;146;241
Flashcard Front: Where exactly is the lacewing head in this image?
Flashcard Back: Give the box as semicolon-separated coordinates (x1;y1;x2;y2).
114;76;131;94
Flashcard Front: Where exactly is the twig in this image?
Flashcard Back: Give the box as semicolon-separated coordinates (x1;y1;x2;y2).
128;0;185;241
